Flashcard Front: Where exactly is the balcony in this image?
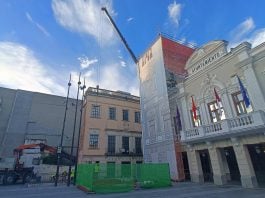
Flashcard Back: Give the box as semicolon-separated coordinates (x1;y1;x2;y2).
181;110;265;143
105;149;143;157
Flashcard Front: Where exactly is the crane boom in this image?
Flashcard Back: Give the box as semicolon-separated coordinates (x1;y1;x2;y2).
101;7;138;64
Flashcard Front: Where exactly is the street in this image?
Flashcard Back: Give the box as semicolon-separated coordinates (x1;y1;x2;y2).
1;182;265;198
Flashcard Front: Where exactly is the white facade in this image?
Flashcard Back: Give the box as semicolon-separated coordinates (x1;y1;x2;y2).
177;40;265;188
138;36;194;180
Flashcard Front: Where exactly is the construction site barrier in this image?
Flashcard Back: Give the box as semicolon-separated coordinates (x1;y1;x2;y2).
76;163;171;193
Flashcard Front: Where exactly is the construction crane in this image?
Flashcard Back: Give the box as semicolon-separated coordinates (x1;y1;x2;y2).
102;7;186;181
101;7;138;64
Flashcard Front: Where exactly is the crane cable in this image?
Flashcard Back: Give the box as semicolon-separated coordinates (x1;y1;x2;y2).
95;4;103;100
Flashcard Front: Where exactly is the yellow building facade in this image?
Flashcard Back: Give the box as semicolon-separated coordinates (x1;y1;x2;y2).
79;87;142;165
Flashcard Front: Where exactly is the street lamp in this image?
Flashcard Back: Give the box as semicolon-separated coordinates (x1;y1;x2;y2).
73;78;86;185
67;72;81;186
55;74;71;187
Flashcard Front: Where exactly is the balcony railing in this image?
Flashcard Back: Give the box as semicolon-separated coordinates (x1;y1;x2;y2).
105;151;143;157
182;110;265;142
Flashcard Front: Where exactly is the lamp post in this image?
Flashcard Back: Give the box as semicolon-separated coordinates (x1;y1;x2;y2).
67;72;81;186
55;74;71;187
73;78;86;185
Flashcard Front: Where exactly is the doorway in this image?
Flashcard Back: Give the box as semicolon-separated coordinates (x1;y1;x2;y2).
247;143;265;187
222;147;241;184
199;149;213;182
182;152;190;181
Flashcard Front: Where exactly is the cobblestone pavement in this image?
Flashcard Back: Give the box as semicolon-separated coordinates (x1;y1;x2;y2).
1;182;265;198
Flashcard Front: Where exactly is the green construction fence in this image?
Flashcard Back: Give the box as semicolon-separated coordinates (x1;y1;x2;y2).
76;163;171;193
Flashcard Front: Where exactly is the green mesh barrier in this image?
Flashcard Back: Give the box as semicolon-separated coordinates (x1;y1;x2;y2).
138;163;171;188
76;164;94;191
76;163;171;193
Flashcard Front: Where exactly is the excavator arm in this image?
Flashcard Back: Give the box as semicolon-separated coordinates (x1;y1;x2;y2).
101;7;138;64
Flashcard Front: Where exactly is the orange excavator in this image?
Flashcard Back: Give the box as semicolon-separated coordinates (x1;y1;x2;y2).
0;143;73;185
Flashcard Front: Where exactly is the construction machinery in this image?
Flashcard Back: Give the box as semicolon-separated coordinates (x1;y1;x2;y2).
0;143;71;185
101;7;138;64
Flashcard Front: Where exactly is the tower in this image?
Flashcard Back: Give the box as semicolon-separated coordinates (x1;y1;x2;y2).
137;35;194;180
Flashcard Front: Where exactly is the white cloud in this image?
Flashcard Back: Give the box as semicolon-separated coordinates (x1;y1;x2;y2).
78;56;98;69
71;62;139;96
99;63;139;96
25;12;50;37
248;28;265;47
51;0;139;96
168;1;182;28
230;18;255;42
120;61;126;67
52;0;115;45
229;17;265;48
127;17;134;22
0;42;66;96
26;12;33;22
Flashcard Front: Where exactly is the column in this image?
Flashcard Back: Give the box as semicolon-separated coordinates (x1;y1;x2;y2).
233;144;258;188
200;102;209;125
221;92;234;119
187;149;203;183
178;83;192;130
208;148;227;185
243;63;265;110
220;149;231;181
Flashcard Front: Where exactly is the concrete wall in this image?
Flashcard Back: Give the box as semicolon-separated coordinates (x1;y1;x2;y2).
0;87;81;158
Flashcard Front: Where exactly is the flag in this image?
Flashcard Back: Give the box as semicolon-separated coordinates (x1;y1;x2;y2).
191;96;197;120
176;106;182;130
214;88;222;117
214;88;221;102
237;76;250;108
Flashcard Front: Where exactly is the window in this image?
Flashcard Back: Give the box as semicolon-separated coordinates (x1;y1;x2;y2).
122;136;129;154
109;107;116;120
135;111;141;123
208;101;226;123
232;92;252;115
122;109;129;121
190;108;202;127
91;105;100;118
89;134;99;148
108;136;116;154
135;137;142;154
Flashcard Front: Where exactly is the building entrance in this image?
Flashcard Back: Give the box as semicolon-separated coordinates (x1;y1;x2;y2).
199;150;213;182
247;143;265;187
223;147;241;183
182;152;190;181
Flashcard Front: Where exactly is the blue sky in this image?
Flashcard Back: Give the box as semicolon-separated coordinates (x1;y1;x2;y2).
0;0;265;97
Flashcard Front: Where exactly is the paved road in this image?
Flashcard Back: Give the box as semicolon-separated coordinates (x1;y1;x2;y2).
1;182;265;198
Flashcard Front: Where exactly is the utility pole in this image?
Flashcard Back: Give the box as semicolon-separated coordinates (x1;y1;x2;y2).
67;72;81;186
73;78;86;185
55;74;71;187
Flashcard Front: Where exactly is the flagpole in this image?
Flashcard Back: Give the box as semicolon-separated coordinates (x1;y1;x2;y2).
67;72;81;186
73;78;86;185
236;75;251;109
214;87;222;120
55;74;71;187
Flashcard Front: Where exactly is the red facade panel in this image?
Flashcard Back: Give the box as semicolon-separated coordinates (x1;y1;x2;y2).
161;37;195;75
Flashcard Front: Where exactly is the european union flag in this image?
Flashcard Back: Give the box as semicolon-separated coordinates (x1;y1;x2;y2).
237;76;250;108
